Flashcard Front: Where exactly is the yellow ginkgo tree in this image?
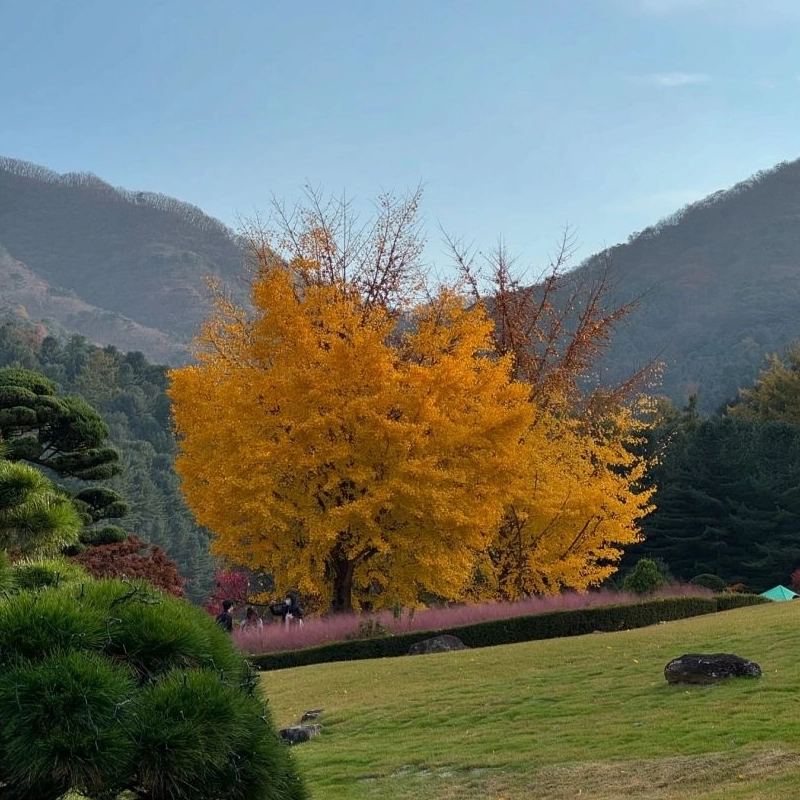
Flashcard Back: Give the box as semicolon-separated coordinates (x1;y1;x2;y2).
474;405;653;600
170;189;655;612
450;232;656;600
169;191;533;612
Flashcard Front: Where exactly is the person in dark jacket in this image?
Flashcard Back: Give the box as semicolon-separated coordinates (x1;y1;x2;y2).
268;592;304;626
215;599;235;633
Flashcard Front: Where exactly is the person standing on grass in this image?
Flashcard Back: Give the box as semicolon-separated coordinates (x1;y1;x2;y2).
215;598;235;633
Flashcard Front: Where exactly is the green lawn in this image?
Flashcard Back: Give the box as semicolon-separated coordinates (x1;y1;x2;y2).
263;600;800;800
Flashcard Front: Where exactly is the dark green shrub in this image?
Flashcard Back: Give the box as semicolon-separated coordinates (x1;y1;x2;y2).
0;650;136;798
102;592;220;683
0;586;109;668
61;541;86;556
74;486;130;522
622;558;669;594
74;580;251;687
715;592;769;611
132;669;303;800
0;578;306;800
691;573;727;592
79;524;128;546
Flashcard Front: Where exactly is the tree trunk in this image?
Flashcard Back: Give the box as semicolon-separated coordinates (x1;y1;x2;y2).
329;552;355;613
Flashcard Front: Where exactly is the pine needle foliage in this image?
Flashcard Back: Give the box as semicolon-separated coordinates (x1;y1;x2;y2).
0;578;307;800
0;459;82;556
0;650;137;798
9;555;88;590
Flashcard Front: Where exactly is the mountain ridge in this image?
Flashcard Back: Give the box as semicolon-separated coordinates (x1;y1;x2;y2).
3;154;800;411
0;246;189;364
575;157;800;409
0;156;248;356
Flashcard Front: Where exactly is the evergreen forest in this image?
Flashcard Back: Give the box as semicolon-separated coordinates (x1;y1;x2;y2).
3;316;800;605
626;350;800;592
0;322;214;602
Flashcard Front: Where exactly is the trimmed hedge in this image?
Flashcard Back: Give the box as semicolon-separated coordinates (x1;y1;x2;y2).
251;593;768;672
715;591;769;612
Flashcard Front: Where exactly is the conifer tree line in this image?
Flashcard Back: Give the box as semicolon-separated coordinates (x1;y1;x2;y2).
0;326;214;601
627;345;800;593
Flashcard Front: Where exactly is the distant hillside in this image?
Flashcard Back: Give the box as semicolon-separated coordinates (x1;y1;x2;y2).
0;157;248;362
3;154;800;409
0;247;188;364
576;159;800;411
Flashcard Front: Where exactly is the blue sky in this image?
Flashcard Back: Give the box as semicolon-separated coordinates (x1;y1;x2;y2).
2;0;800;272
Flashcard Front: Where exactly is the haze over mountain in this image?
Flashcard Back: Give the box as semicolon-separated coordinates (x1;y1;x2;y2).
0;157;248;363
2;155;800;411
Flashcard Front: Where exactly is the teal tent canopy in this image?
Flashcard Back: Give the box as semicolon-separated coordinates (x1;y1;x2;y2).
760;585;799;601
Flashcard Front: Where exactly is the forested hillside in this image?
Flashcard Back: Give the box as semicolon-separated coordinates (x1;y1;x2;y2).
580;159;800;411
0;322;214;602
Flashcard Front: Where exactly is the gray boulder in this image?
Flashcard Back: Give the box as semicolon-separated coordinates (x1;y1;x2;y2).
664;653;762;685
408;634;468;655
279;724;321;744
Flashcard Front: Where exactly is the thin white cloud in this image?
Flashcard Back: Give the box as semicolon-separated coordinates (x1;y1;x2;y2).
629;72;712;87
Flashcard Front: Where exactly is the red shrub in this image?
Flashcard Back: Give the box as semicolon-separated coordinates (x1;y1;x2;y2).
204;570;250;615
72;534;185;597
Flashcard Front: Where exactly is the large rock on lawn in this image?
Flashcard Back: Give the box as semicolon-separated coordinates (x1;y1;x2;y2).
664;653;762;685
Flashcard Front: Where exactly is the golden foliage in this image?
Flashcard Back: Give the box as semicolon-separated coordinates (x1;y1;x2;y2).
474;403;654;600
446;228;656;599
728;343;800;422
170;192;656;612
170;265;532;611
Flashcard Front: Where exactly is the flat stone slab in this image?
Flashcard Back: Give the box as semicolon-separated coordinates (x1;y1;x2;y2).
408;634;468;655
664;653;762;685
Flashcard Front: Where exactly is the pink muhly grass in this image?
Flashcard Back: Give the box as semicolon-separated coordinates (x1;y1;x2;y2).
233;583;712;655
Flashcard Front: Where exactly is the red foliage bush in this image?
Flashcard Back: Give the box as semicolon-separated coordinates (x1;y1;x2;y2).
204;570;250;616
71;534;185;597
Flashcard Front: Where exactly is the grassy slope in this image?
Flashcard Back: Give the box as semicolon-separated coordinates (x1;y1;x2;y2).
262;601;800;800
